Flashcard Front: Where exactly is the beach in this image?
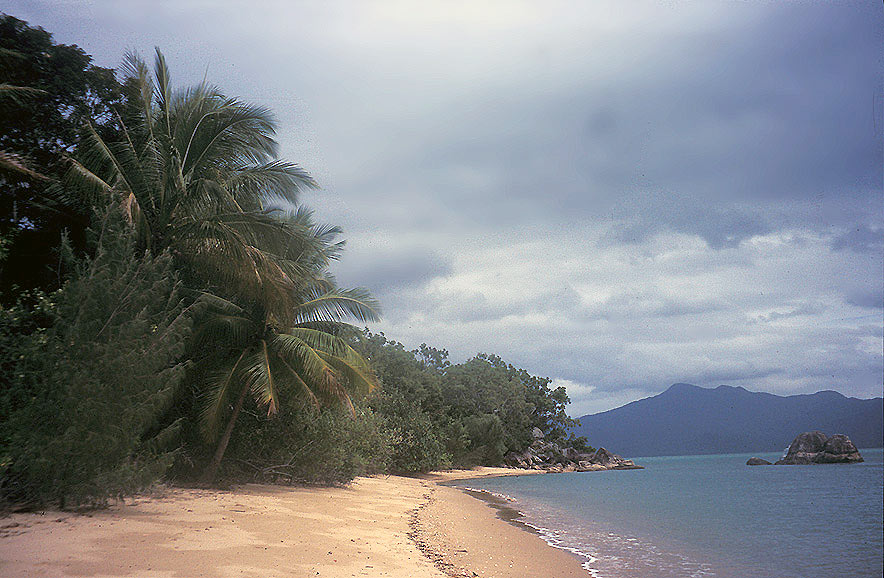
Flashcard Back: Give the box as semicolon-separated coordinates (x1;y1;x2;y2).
0;468;587;578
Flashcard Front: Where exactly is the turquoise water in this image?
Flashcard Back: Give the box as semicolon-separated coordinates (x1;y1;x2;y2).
456;449;884;578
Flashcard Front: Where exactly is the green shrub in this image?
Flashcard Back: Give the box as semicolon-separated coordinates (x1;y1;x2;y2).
218;402;393;486
374;392;450;473
0;209;193;509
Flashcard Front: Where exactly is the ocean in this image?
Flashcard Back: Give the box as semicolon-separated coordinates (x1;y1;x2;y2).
453;449;884;578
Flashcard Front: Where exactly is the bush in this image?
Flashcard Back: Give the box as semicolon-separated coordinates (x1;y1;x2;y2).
218;402;393;486
0;209;193;509
374;392;450;473
461;413;507;466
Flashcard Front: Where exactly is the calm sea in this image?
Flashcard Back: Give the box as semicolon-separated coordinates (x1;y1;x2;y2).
455;449;884;578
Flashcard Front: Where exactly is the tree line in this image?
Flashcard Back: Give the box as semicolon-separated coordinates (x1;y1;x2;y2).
0;15;587;509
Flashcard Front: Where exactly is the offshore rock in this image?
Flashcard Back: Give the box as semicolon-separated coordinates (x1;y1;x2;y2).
775;431;864;465
746;457;772;465
589;447;643;470
503;440;642;473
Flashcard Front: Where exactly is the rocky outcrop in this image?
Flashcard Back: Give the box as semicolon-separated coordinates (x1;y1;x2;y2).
746;457;772;465
504;439;642;473
774;431;864;465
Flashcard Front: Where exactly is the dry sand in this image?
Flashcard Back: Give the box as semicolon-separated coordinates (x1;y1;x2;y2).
0;468;588;577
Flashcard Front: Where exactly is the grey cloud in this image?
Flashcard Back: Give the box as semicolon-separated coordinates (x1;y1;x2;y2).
602;201;771;248
9;0;881;413
587;291;726;320
431;285;583;324
336;245;452;294
833;225;884;255
845;288;883;310
753;302;827;323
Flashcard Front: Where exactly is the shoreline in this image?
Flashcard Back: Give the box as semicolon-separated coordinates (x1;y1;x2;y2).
0;467;590;577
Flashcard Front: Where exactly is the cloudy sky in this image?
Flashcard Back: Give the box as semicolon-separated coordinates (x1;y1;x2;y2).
7;1;883;416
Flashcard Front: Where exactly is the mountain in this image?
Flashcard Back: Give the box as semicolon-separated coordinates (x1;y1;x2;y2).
573;384;884;457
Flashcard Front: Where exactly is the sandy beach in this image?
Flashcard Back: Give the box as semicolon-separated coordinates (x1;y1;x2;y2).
0;468;588;578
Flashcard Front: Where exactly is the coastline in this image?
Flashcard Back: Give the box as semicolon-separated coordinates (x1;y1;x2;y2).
0;467;589;578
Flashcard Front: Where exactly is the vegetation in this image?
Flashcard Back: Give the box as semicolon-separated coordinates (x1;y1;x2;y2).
356;332;582;470
0;16;588;508
1;207;192;508
0;14;122;297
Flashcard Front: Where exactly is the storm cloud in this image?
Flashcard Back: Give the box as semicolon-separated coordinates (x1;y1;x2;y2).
9;0;882;416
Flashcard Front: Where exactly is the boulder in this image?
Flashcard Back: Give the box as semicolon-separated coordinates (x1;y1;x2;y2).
817;434;864;463
506;440;643;472
588;447;644;470
746;457;772;466
562;447;581;461
823;434;860;456
775;431;864;465
589;447;617;466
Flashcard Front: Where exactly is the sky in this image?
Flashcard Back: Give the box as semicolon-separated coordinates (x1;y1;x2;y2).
5;0;883;416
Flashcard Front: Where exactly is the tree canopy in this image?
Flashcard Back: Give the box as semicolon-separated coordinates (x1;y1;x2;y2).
0;14;122;297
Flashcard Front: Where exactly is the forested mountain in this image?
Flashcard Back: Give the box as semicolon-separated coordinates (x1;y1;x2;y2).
574;383;883;457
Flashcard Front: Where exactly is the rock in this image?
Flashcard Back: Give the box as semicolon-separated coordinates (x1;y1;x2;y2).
531;427;545;440
506;439;643;472
775;431;864;465
562;447;581;461
817;434;864;463
746;457;772;466
823;434;860;455
587;447;645;470
589;447;617;466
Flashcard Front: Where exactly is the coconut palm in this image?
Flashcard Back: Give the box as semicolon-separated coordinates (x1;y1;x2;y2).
64;49;381;482
65;49;321;325
194;207;380;482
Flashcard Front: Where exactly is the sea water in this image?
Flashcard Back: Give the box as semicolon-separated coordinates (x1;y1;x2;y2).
455;449;884;578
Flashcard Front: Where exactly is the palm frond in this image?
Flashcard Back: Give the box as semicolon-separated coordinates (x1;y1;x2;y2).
223;160;318;206
276;355;321;409
0;83;46;104
270;332;338;400
293;287;381;324
153;48;174;137
315;349;377;398
200;349;248;440
259;339;278;415
0;150;47;180
62;156;115;201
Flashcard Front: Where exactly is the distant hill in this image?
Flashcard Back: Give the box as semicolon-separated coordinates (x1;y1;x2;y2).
573;383;884;457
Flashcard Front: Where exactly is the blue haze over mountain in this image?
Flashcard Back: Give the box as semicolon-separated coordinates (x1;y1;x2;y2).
574;383;883;457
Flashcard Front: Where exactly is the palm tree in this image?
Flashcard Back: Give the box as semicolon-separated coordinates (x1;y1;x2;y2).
66;49;321;325
65;49;381;482
195;207;380;483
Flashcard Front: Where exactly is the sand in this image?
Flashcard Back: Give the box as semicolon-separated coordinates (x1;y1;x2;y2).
0;468;588;577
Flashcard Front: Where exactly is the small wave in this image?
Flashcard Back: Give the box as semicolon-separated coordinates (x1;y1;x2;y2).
516;518;602;577
459;486;517;502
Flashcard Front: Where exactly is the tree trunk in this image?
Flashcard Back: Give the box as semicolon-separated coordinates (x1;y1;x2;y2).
201;378;251;485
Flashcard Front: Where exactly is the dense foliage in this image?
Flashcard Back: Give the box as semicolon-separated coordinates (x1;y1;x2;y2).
357;332;581;470
0;16;588;508
1;208;192;508
0;14;123;298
